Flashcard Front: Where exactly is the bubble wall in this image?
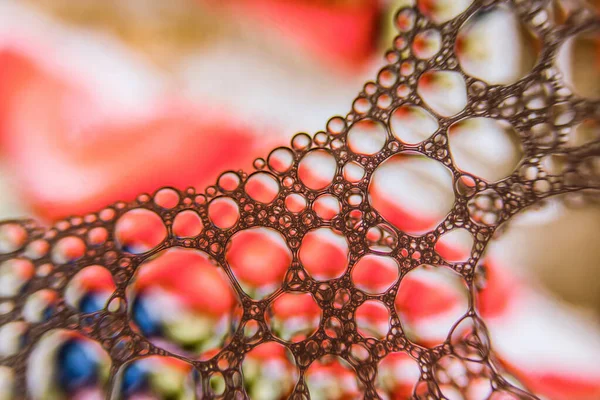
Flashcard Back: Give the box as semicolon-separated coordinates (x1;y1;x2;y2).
0;0;599;398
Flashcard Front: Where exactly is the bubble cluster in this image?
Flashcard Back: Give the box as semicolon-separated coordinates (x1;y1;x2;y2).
0;0;599;398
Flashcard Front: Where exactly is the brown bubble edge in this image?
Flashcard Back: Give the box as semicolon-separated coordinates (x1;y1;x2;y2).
1;0;599;399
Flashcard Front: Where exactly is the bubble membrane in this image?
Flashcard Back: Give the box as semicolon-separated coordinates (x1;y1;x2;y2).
0;1;599;398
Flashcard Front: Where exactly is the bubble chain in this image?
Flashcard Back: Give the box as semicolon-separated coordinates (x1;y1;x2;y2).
0;0;599;399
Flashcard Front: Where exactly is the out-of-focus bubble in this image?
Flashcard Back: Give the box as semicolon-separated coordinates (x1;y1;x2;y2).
0;321;28;357
127;248;238;359
565;119;600;148
242;342;298;400
267;291;320;342
556;29;600;100
0;258;34;297
65;265;116;313
305;356;361;400
87;226;108;247
0;223;28;254
27;330;111;400
113;356;196;400
456;5;540;85
0;366;14;400
51;236;86;265
23;289;59;323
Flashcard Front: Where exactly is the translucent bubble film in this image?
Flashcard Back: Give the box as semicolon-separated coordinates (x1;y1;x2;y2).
0;0;599;399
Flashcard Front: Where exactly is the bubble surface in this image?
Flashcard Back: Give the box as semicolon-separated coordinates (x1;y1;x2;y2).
305;356;360;400
114;355;195;399
417;70;468;117
226;227;291;298
418;0;473;24
115;209;167;254
242;342;298;399
413;29;442;59
172;210;203;238
127;248;237;359
267;291;320;342
436;228;474;262
456;5;540;85
245;172;280;204
396;265;469;346
370;154;455;235
356;300;391;339
313;194;341;220
0;1;597;398
352;255;399;294
27;330;112;400
390;105;439;144
299;228;349;280
65;265;116;313
298;149;337;190
449;118;523;182
556;29;600;99
347;118;388;156
208;197;240;229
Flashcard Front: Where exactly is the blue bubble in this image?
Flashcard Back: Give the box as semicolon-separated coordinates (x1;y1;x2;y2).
80;292;107;314
57;340;99;392
132;295;162;337
122;360;149;395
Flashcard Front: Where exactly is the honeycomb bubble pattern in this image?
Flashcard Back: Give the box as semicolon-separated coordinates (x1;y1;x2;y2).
1;0;600;398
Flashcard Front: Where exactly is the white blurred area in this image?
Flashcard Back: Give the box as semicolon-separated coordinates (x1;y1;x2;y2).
489;195;600;317
0;0;383;218
0;1;600;397
485;196;600;387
